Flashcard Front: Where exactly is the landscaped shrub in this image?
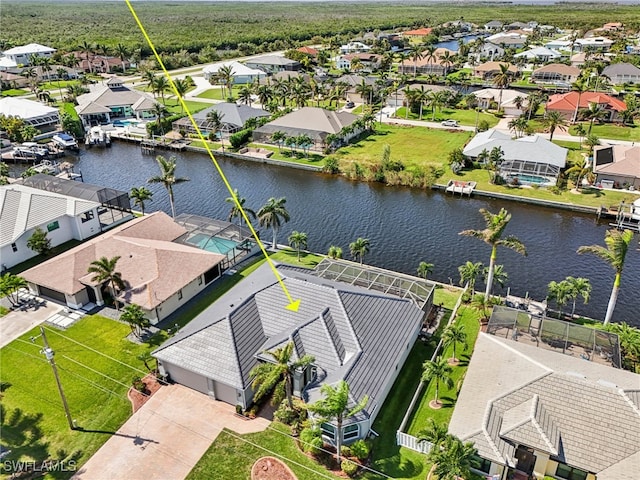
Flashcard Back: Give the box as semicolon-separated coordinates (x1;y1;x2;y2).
229;128;252;149
274;402;298;425
477;120;490;132
323;156;340;174
299;426;323;455
132;376;146;393
350;439;370;461
235;404;243;415
340;445;353;458
341;459;359;477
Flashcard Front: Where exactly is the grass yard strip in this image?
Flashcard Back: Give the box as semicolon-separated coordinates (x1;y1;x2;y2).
162;98;210;115
569;122;640;142
186;423;341;480
393;107;499;128
1;88;29;97
433;285;464;311
195;86;242;101
405;306;481;435
0;315;154;478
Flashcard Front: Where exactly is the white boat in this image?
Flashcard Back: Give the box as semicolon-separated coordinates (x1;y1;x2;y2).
21;142;50;157
85;126;112;148
52;133;79;150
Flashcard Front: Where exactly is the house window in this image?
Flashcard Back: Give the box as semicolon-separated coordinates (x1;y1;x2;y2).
177;289;183;300
343;424;359;441
472;456;491;474
81;211;94;223
47;221;59;232
321;422;335;441
555;464;588;480
11;243;17;252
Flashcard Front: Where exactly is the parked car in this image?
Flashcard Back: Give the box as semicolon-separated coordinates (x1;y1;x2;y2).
345;101;355;108
441;119;459;127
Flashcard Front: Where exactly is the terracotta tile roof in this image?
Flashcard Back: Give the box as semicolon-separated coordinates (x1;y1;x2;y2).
403;27;433;36
296;46;318;56
546;91;627;112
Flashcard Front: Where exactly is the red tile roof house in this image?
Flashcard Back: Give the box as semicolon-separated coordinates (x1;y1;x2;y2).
402;27;433;40
546;91;627;123
296;46;318;57
21;212;227;322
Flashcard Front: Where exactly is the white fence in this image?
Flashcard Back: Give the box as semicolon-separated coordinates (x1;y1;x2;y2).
396;431;433;454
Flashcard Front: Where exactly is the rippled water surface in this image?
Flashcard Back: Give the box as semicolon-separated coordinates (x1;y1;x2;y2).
69;143;639;325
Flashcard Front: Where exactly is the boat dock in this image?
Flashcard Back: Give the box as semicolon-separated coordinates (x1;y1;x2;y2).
139;139;187;154
597;202;640;233
445;180;476;196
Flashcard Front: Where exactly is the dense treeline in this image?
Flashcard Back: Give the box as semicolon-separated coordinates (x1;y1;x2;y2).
2;2;639;55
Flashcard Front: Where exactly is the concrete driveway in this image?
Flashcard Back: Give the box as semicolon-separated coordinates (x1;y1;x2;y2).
0;297;62;348
73;384;269;480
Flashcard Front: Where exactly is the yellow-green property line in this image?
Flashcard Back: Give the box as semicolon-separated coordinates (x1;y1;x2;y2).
125;0;300;312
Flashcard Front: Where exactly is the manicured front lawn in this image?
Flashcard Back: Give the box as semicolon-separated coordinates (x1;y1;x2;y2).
39;80;81;91
1;88;29;97
0;315;154;478
187;423;341;480
394;107;499;128
162;98;210;115
334;123;472;173
195;86;243;101
569;122;640;142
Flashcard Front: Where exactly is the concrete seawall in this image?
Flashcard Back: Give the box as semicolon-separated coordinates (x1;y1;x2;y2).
184;145;323;172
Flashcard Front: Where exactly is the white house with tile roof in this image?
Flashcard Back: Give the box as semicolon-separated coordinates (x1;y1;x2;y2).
153;259;432;443
450;332;640;480
0;183;102;270
2;43;55;66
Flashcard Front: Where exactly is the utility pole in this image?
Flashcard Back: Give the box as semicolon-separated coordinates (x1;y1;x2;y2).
32;326;76;430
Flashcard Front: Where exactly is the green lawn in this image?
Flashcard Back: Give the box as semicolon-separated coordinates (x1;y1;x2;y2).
405;306;481;435
1;88;29;97
61;102;81;121
39;80;81;91
187;423;342;480
394;107;500;128
0;305;9;317
162;98;211;115
569;122;640;142
0;315;154;478
334;123;472;172
195;86;243;101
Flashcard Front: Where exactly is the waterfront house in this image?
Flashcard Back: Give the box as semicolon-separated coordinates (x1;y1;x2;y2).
472;62;519;81
21;212;257;321
252;106;360;150
513;47;563;64
531;64;581;85
152;259;432;442
402;27;433;41
0;182;103;270
203;61;266;85
463;129;567;185
546;91;626;123
336;53;382;73
602;63;640;85
245;55;301;74
1;43;55;66
473;42;505;62
449;331;640;480
484;20;504;31
0;97;60;133
339;42;371;54
0;71;29;89
574;37;614;52
398;48;456;76
75;76;157;127
486;33;528;49
472;89;528;116
593;144;640;189
172;102;269;137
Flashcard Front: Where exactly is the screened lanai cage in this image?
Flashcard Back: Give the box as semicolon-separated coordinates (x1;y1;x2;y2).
488;306;621;368
311;258;435;312
173;214;258;269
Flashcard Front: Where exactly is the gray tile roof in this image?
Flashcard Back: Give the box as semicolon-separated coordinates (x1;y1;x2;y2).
153;262;425;417
602;62;640;77
451;334;640;478
192;102;270;129
253;107;358;141
76;84;156;112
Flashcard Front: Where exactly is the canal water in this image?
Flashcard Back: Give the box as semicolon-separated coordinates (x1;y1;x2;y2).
433;34;485;52
65;142;638;325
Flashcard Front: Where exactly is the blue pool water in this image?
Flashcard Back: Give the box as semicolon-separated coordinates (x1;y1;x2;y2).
113;119;140;127
186;233;238;255
510;174;548;185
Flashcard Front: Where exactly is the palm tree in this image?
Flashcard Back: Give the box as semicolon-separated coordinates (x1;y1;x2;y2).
417;261;434;280
570;78;589;123
482;263;508;293
492;63;512;111
470;293;492;322
206;110;225;151
55;67;68;99
428;436;478;480
256;84;273;110
442;323;467;364
547;280;572;317
152;75;169;102
0;273;28;308
458;261;483;292
151;102;169;135
460;208;527;300
79;40;94;74
296;134;314;157
418;418;450;448
217;64;234;100
421;356;453;408
250;341;315;409
173;78;190;111
237;85;253;106
87;256;125;310
565;157;594;190
271;131;287;152
584;134;600;154
288;231;308;261
147;155;190;218
409;44;424;77
130;186;153;215
120;304;149;339
574;123;586;145
114;43;129;73
582;101;607;135
349;237;370;264
566;276;592;318
577;229;634;325
327;245;343;259
257;197;290;248
225;189;256;227
307;380;368;464
542;111;567;141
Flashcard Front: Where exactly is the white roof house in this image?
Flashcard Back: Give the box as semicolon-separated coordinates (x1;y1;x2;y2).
472;88;528;116
202;61;266;84
575;37;614;52
0;56;18;70
464;129;567;185
339;42;371;54
514;47;563;63
0;97;59;130
2;43;56;66
0;184;101;270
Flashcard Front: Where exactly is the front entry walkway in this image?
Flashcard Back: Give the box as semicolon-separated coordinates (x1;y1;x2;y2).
73;384;270;480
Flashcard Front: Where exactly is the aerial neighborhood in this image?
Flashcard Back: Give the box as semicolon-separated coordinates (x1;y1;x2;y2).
0;2;639;480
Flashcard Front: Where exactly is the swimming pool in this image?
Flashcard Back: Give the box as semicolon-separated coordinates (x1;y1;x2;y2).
185;233;239;255
509;174;549;185
113;119;140;127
